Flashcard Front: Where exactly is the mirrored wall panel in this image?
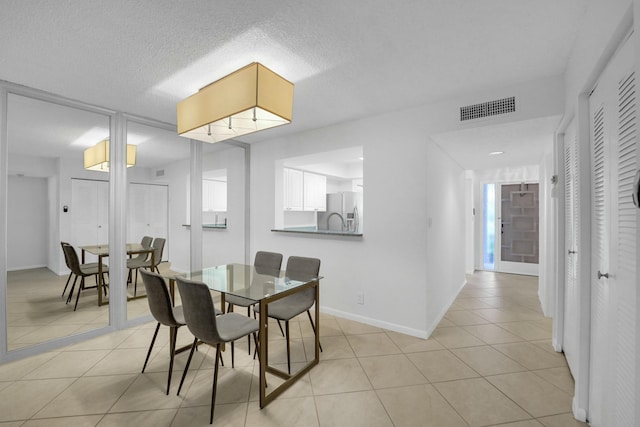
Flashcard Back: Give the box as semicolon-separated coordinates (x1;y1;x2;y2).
6;94;111;350
202;144;246;268
125;121;190;320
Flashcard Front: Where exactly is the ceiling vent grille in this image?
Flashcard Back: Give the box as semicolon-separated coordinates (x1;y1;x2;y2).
460;96;515;121
155;169;165;177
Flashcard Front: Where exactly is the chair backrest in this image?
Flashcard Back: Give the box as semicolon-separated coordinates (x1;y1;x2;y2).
141;235;153;248
285;256;321;311
176;277;221;344
60;241;72;269
61;243;82;275
151;238;166;265
140;269;182;327
285;256;321;281
254;251;283;275
132;236;153;261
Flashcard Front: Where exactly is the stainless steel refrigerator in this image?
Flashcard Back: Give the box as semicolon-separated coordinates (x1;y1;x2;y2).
317;192;361;232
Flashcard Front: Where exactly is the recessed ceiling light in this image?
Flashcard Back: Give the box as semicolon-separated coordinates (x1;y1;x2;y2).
489;151;504;156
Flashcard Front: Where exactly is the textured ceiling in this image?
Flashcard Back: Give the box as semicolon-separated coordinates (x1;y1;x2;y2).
0;0;588;168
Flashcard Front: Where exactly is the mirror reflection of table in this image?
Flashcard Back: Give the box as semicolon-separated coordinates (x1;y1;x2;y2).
164;263;321;408
80;243;155;306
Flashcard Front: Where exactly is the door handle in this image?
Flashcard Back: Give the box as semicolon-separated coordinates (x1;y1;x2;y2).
568;250;576;254
597;270;609;279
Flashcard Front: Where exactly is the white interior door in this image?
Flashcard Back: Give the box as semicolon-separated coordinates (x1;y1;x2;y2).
587;31;637;427
562;118;580;377
127;183;168;260
71;178;108;263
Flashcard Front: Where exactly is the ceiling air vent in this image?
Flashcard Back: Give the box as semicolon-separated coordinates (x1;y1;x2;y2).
460;96;515;121
155;169;165;177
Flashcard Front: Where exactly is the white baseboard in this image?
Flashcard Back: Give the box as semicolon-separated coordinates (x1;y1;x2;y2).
572;396;588;422
7;264;47;272
319;306;429;339
424;278;467;337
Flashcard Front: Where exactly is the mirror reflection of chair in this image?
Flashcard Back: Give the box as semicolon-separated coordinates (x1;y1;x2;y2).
225;251;283;354
61;242;109;311
127;235;152;294
139;269;186;395
127;237;164;296
254;256;322;374
176;276;260;424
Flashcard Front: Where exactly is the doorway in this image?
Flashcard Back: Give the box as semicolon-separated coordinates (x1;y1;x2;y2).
483;181;540;276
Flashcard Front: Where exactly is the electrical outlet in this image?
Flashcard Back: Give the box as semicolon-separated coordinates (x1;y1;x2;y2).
357;292;364;305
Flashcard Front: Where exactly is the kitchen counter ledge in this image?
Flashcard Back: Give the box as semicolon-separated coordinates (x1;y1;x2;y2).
271;227;362;237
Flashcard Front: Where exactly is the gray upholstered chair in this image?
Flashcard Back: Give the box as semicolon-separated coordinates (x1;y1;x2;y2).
127;235;152;293
254;256;322;374
226;251;283;354
175;276;259;424
62;242;109;311
127;237;165;296
139;269;186;395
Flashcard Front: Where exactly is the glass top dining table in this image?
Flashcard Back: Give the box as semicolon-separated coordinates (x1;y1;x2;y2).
162;263;322;409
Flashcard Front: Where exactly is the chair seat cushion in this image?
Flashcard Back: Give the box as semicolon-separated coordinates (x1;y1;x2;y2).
226;294;257;307
254;289;314;321
127;259;151;269
79;263;109;275
216;312;259;342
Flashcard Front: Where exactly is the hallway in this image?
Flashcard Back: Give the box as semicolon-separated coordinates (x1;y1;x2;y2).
0;271;586;426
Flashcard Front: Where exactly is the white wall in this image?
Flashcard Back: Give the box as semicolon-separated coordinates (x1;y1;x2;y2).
7;175;48;270
201;145;246;266
425;140;467;334
248;73;565;337
251;114;429;336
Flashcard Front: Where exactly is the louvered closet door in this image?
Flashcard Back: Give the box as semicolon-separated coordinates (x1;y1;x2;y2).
611;51;637;427
563;118;579;375
588;81;609;427
587;32;637;427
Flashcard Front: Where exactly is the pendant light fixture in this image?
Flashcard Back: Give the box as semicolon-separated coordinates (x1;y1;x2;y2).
84;139;137;172
177;63;294;144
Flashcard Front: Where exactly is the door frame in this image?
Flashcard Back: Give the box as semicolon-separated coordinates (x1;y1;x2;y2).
479;180;541;275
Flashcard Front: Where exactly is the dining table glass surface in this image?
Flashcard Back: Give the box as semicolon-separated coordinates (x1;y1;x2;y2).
176;263;320;301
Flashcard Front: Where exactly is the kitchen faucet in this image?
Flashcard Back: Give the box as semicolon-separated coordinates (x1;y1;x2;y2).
327;212;346;231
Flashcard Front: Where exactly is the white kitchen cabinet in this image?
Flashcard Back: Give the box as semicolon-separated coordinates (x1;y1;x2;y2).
283;168;327;211
283;168;304;211
303;171;327;211
203;179;227;212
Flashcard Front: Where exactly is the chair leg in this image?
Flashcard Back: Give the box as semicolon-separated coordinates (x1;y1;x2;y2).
247;306;252;355
142;323;160;373
285;320;291;375
102;273;108;296
61;272;72;297
167;326;178;395
134;269;139;297
231;340;235;369
210;343;221;424
277;320;285;337
66;275;78;304
73;277;84;311
306;310;323;352
177;337;198;396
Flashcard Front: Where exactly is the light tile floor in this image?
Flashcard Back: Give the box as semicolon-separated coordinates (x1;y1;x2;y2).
0;271;589;426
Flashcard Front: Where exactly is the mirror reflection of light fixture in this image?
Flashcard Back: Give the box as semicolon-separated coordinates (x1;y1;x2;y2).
84;139;136;172
177;63;294;144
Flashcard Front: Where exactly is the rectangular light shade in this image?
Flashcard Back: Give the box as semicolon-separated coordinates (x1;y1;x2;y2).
84;140;136;172
177;63;294;143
